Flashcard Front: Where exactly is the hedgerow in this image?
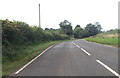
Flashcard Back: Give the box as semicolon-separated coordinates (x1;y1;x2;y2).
1;19;69;61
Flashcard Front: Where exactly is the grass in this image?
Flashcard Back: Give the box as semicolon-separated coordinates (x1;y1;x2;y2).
85;37;118;47
84;29;119;47
2;40;70;77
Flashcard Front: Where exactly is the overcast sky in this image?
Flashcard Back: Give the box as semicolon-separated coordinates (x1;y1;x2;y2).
0;0;119;31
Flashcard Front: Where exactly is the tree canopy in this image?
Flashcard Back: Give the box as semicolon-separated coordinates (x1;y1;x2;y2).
59;20;73;36
85;22;102;36
73;22;102;39
74;25;89;38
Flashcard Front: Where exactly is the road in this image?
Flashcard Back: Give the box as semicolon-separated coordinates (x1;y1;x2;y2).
13;39;119;76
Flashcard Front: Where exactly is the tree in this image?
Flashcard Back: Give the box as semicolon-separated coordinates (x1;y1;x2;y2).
74;27;89;38
85;22;102;36
74;25;80;30
50;28;55;31
76;25;80;28
94;22;102;33
59;20;73;36
45;28;49;30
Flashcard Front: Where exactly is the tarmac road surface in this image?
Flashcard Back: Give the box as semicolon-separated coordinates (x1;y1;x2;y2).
13;39;119;76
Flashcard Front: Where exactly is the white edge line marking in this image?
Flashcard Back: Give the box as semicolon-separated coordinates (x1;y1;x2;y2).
73;41;119;77
81;48;91;56
84;39;114;48
96;60;120;77
15;45;54;74
103;45;113;48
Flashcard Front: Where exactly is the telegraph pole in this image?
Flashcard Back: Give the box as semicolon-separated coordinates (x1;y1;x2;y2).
39;4;40;27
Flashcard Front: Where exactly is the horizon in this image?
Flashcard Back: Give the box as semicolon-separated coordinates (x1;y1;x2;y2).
1;19;119;31
0;0;119;31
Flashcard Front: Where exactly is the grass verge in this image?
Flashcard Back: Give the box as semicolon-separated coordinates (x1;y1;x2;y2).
2;40;71;77
85;37;119;47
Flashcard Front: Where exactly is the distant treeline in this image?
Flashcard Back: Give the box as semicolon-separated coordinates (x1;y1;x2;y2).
2;19;69;59
58;20;102;39
73;22;102;38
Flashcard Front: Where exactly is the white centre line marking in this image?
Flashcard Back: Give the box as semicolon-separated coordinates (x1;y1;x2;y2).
96;60;120;77
72;42;75;45
15;45;54;74
73;41;119;77
72;42;80;48
81;48;91;56
72;42;91;56
76;45;80;48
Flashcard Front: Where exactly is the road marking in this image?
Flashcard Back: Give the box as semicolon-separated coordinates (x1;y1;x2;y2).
72;42;91;56
76;45;80;48
72;42;75;45
96;60;120;77
73;41;119;77
15;45;54;74
103;45;113;48
81;48;91;56
72;42;80;48
84;39;115;48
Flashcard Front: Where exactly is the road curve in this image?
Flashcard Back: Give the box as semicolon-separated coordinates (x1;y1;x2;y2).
13;39;118;76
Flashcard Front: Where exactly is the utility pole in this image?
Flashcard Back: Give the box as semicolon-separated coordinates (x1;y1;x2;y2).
39;4;40;27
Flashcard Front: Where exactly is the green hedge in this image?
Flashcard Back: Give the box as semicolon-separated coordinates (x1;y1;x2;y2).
1;19;69;61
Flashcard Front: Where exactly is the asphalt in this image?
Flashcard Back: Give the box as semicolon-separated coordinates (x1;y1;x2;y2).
13;39;118;76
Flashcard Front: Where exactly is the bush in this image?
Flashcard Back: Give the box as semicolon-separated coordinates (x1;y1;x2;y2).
1;19;69;60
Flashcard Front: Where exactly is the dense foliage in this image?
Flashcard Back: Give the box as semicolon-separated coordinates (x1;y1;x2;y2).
59;20;73;36
74;26;89;38
2;19;69;60
74;22;102;39
85;22;102;36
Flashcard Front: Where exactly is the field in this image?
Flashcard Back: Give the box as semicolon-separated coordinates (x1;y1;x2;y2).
85;29;119;47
